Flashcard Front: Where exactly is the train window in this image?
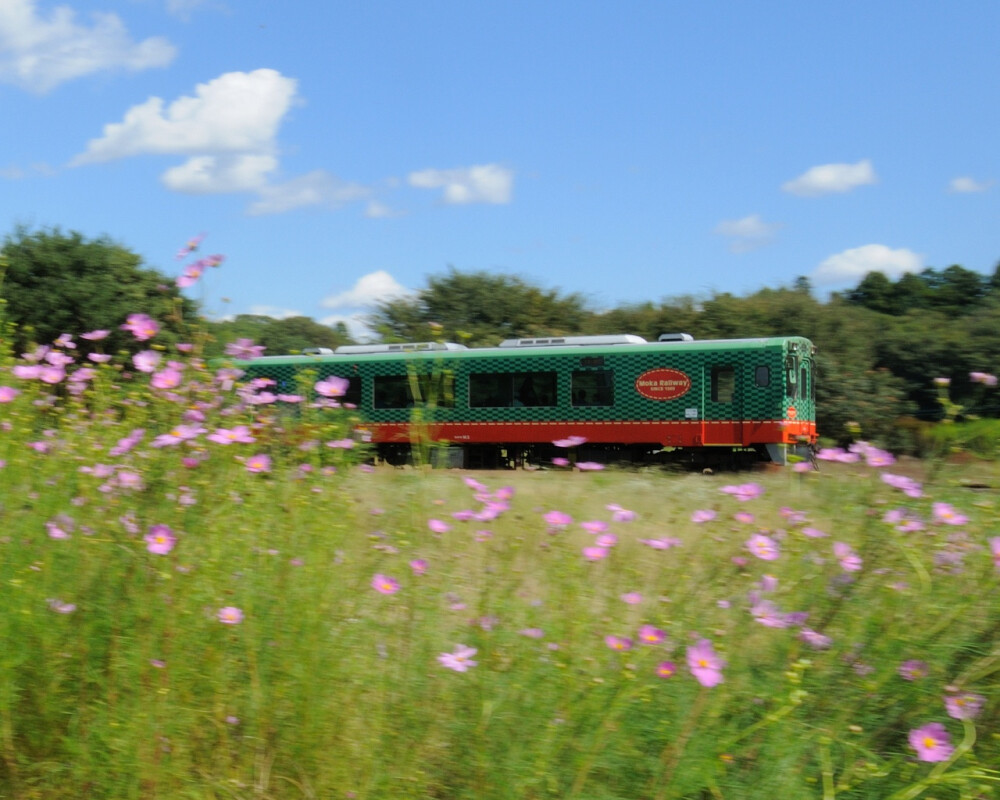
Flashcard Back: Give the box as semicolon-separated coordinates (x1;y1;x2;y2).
800;363;809;402
572;370;614;406
754;366;770;387
785;356;798;400
319;373;361;406
374;373;454;409
470;371;556;408
711;366;735;403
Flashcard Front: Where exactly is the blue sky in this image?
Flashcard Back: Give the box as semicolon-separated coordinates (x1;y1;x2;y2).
2;1;997;338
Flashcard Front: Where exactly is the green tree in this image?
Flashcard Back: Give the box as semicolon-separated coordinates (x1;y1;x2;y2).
0;226;198;353
368;267;592;346
205;314;353;357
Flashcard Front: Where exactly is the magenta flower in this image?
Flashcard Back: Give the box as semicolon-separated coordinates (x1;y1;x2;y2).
898;659;929;681
437;644;478;672
990;537;1000;570
132;350;161;373
552;457;570;467
372;573;400;595
409;559;428;575
47;598;77;614
747;533;780;561
638;625;665;645
641;537;682;549
909;722;954;762
315;376;349;397
576;461;604;471
721;482;764;501
656;661;677;678
152;424;205;448
245;454;272;473
544;510;572;529
151;368;183;390
606;503;636;522
120;313;160;341
691;509;716;523
582;546;608;561
687;639;724;687
970;371;998;387
605;634;633;652
552;435;587;448
620;592;643;605
225;338;266;359
945;692;985;720
932;502;968;526
144;524;177;555
218;606;244;624
80;329;109;341
176;233;204;259
581;520;608;535
0;386;19;403
833;541;862;572
800;628;833;649
208;426;256;445
734;511;755;524
595;533;617;548
428;518;451;534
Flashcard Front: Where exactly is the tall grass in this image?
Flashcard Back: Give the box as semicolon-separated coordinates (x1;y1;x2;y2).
1;330;999;798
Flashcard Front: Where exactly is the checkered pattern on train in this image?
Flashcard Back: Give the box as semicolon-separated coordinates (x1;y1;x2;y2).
240;338;813;425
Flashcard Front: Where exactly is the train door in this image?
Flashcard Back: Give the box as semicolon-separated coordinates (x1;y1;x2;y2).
705;363;742;446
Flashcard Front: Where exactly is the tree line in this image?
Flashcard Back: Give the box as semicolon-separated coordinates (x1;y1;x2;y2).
3;227;998;448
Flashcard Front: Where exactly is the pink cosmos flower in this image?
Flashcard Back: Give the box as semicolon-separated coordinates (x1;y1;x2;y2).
990;537;1000;570
176;233;204;259
80;329;109;341
552;435;587;448
144;524;177;555
409;559;428;575
605;635;633;652
133;350;161;373
245;454;272;473
225;338;266;359
552;457;570;467
621;592;643;605
899;660;929;681
315;376;349;397
151;368;183;390
544;510;572;529
734;511;755;524
833;541;862;572
120;313;160;341
576;461;604;471
520;627;544;639
721;482;764;501
0;386;19;403
691;509;716;523
638;625;665;645
656;661;677;678
747;533;780;561
970;371;998;387
945;692;985;720
606;503;636;522
687;639;725;687
208;426;256;445
437;644;478;672
595;533;618;548
581;520;608;535
152;424;205;448
372;573;400;595
47;599;77;614
641;537;682;549
932;502;968;526
909;722;954;762
800;628;833;649
218;606;244;625
582;546;608;561
428;519;451;534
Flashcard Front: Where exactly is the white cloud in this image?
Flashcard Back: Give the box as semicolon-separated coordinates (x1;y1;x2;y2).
246;305;303;319
161;154;278;193
365;200;405;218
0;0;175;93
812;244;923;285
72;69;297;164
165;0;210;19
321;270;414;310
713;213;781;253
408;163;513;204
782;159;877;197
247;170;369;215
948;176;992;193
318;311;379;342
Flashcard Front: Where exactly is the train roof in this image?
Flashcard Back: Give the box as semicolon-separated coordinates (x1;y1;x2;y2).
235;335;814;367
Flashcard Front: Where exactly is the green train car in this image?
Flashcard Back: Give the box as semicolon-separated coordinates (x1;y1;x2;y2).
235;334;817;468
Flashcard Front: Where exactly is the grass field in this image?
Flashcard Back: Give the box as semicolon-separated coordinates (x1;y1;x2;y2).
2;335;1000;799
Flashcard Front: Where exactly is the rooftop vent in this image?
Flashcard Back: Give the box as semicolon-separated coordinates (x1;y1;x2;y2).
333;342;468;355
301;347;335;355
657;333;694;342
499;334;647;348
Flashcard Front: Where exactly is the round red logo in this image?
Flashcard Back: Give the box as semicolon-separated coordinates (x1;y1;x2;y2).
635;368;692;401
787;407;797;419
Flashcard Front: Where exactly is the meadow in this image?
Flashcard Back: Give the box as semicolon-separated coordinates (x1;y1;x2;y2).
1;323;999;800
